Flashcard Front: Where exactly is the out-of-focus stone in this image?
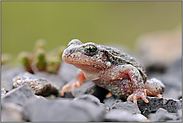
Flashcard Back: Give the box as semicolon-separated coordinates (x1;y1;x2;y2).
1;84;36;106
13;72;59;96
138;96;182;117
104;109;147;122
149;108;177;121
111;101;141;114
58;62;79;82
1;66;25;91
61;80;109;102
73;94;109;112
103;95;122;108
177;109;182;120
1;85;7;96
1;102;24;122
135;29;181;71
73;94;101;106
23;97;106;122
35;71;66;89
158;58;182;99
84;83;109;102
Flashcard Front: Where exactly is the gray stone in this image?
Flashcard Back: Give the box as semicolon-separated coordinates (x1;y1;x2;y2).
1;66;25;91
176;109;182;121
13;72;59;96
35;71;66;89
62;80;109;102
1;102;24;122
104;109;147;122
1;85;6;96
23;97;106;122
138;96;182;117
73;94;101;106
73;94;110;112
58;62;79;82
111;101;141;114
60;80;94;98
1;84;36;106
149;108;177;121
103;95;123;108
84;83;109;102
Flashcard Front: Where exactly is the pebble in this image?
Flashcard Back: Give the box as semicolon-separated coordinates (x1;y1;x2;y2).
138;96;182;117
23;97;106;122
103;95;122;108
35;71;66;89
1;102;24;122
58;62;79;82
73;94;109;112
104;109;147;122
73;94;101;106
62;80;109;102
1;65;25;91
149;108;177;122
1;85;7;96
111;101;141;114
1;84;36;106
13;72;59;96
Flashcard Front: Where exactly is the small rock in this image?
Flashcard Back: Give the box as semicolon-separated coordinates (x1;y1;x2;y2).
104;109;146;122
13;72;59;96
73;94;109;112
84;83;109;102
177;109;182;120
62;80;109;102
103;95;122;108
1;66;25;91
138;97;182;117
1;102;24;122
134;114;148;121
58;62;79;82
23;97;105;122
1;85;7;96
149;108;177;121
35;71;66;89
61;80;94;98
1;84;36;106
111;101;141;114
73;94;101;106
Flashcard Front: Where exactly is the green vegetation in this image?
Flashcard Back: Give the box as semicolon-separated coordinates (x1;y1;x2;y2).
18;39;65;74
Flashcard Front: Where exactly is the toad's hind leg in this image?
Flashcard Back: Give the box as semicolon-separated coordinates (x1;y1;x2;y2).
60;70;86;96
119;64;149;106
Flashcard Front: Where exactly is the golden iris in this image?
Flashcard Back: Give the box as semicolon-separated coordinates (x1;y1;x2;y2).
84;44;98;55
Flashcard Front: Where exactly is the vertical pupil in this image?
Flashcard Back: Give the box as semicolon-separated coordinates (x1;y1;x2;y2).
88;46;93;52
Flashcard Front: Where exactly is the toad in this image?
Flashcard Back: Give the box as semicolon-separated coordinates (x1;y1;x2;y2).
61;39;165;106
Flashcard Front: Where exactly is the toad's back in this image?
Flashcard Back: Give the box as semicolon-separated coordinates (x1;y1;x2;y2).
97;44;147;82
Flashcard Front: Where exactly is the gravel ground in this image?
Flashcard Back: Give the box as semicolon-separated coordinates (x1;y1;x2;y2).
1;33;182;122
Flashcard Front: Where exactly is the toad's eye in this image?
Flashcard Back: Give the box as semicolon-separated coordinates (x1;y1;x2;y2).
84;44;98;55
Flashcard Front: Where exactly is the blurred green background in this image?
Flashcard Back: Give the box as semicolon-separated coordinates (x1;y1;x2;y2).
1;1;181;64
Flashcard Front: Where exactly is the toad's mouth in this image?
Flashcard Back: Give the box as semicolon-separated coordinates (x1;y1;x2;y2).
62;49;107;71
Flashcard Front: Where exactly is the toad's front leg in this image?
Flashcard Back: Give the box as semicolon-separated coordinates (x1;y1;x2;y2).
119;64;149;106
60;70;86;96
